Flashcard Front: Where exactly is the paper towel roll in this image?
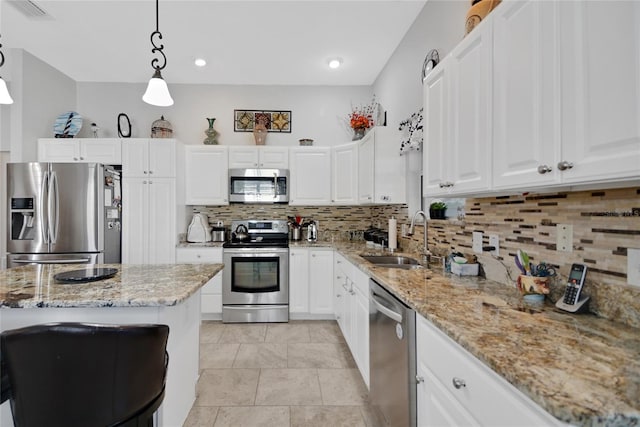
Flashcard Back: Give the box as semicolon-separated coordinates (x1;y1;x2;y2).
388;217;397;250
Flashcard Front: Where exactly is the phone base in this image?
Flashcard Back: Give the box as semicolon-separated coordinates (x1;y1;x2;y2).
555;295;590;313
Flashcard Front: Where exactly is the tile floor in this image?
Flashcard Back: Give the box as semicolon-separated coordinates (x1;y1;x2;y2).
182;320;377;427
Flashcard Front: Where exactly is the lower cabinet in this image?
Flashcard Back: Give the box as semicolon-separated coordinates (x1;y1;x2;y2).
176;247;223;317
416;314;563;427
333;252;370;388
289;247;334;317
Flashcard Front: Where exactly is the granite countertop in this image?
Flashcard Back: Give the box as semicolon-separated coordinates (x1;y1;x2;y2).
326;241;638;427
0;263;223;309
177;241;225;248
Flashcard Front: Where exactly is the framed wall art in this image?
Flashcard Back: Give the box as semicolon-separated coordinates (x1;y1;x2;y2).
234;109;292;133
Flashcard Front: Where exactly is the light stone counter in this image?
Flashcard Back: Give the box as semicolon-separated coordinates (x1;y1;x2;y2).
0;263;223;427
328;241;638;427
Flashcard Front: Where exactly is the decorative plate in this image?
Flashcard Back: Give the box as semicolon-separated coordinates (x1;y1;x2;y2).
53;111;83;138
421;49;440;82
54;268;118;284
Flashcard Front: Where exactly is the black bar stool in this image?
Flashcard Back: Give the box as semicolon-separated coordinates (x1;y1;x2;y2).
1;322;169;427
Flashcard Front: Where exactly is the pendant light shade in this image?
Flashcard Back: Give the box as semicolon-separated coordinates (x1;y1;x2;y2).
0;77;13;105
142;0;173;107
142;69;173;107
0;34;13;105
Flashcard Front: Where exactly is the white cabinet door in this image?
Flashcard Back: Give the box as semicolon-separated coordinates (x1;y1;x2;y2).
79;139;122;164
492;0;559;189
259;147;289;168
122;178;149;264
122;139;175;178
289;248;310;313
228;146;259;168
289;147;332;205
147;178;176;264
447;21;492;194
423;61;450;197
351;267;370;388
308;249;334;314
357;133;375;203
372;126;406;204
559;0;640;184
185;145;229;205
334;254;349;337
332;142;358;205
38;139;121;164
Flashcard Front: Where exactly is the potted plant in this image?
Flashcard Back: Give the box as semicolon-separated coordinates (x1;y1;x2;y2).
429;201;447;219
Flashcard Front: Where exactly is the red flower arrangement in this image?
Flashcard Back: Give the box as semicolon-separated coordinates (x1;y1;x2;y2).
350;113;372;130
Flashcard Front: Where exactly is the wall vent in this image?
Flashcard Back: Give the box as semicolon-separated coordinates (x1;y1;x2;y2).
8;0;51;19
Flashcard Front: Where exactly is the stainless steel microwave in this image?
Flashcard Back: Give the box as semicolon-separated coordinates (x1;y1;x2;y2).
229;168;289;203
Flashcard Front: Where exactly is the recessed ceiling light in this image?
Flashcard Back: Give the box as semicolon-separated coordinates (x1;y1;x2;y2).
328;58;342;69
194;58;207;67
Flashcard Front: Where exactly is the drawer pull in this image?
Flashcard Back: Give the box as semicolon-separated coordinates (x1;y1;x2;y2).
452;377;466;389
416;375;425;384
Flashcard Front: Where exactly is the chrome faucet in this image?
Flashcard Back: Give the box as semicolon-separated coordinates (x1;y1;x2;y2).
408;210;431;264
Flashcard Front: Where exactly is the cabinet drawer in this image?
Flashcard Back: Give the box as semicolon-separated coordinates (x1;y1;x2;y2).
176;247;222;263
416;315;561;426
202;294;222;314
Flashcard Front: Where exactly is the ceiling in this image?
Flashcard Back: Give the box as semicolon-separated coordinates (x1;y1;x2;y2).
2;0;426;86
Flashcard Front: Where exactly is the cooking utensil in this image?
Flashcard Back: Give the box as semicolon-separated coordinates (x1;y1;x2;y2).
514;254;526;275
517;249;530;275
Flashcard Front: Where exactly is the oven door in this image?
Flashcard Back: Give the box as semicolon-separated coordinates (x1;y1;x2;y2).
223;247;289;305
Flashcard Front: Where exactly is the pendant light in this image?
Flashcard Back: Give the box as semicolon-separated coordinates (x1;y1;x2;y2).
142;0;173;107
0;34;14;105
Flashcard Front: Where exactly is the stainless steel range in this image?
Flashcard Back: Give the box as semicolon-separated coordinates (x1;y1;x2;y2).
222;219;289;323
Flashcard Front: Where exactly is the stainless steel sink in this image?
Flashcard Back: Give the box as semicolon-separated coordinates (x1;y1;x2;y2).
360;255;423;269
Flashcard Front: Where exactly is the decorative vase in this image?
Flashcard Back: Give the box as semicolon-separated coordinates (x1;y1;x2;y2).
203;118;219;145
253;123;267;145
352;127;366;141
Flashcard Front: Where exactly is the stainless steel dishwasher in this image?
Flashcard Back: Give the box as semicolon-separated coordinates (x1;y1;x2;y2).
369;279;417;427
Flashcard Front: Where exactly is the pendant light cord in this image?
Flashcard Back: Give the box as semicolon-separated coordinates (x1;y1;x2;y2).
149;0;166;71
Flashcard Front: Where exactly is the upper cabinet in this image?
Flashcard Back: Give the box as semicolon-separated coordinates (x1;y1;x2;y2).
427;0;640;197
289;147;332;205
492;0;559;189
122;139;176;178
184;145;229;205
38;138;122;164
332;142;358;205
423;19;492;197
558;0;640;184
228;146;289;169
358;128;407;204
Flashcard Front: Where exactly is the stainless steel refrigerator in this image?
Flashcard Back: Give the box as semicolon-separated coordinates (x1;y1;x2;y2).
6;163;122;268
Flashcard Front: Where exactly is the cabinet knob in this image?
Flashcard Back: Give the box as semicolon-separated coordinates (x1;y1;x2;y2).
143;171;148;174
350;290;356;296
149;170;154;174
336;294;341;298
143;180;147;184
312;254;316;257
380;195;390;201
149;180;153;184
557;161;574;171
452;377;466;389
337;260;342;264
79;157;84;160
254;163;258;167
537;165;552;174
416;375;425;384
197;254;201;258
73;157;78;161
336;275;343;279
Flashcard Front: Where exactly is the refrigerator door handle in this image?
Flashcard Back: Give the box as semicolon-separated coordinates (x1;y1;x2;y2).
12;258;91;264
40;170;50;244
48;171;59;244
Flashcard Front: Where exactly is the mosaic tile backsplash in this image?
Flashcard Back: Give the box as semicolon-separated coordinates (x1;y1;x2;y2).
193;186;640;327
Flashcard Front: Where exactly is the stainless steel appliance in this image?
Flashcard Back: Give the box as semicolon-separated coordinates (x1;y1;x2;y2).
6;163;122;267
369;279;417;427
222;219;289;322
228;168;289;204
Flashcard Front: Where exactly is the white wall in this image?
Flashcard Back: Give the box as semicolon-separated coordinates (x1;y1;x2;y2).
373;0;468;217
8;49;77;161
76;83;372;147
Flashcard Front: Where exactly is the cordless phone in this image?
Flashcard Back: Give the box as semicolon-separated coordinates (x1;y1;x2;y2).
555;263;590;313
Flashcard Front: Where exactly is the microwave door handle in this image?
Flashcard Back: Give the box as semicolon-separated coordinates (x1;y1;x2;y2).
40;170;49;244
48;171;59;244
273;172;278;199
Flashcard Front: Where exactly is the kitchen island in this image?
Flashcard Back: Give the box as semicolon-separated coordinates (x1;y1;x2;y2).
0;263;223;427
